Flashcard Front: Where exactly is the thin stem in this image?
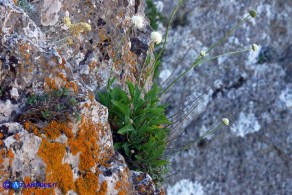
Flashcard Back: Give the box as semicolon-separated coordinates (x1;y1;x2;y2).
160;56;203;95
142;0;184;91
161;48;251;96
160;14;252;96
164;122;222;156
161;45;193;87
205;15;250;54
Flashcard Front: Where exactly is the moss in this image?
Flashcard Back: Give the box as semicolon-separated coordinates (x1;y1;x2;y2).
38;139;74;194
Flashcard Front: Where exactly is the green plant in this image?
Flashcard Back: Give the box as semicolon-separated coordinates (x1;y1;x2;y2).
0;87;2;97
18;0;35;13
145;0;164;31
97;79;171;183
20;88;80;123
100;0;257;184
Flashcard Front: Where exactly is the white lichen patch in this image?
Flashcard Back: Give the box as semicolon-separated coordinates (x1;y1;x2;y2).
41;0;62;26
279;87;292;109
0;100;18;123
230;112;261;137
167;179;205;195
10;87;19;99
159;69;171;83
246;44;261;65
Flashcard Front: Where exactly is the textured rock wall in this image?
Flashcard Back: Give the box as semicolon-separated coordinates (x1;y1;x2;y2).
158;0;292;194
0;0;162;194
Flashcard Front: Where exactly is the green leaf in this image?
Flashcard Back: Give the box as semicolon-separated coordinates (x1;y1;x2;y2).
114;142;123;150
107;77;116;89
112;100;130;116
122;143;130;157
117;124;135;135
126;81;135;100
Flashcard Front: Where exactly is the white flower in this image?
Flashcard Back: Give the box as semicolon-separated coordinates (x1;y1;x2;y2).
252;44;258;52
151;31;163;44
131;15;145;29
222;118;229;126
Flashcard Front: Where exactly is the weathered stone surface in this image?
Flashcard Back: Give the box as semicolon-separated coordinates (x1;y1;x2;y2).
158;0;292;194
0;0;161;194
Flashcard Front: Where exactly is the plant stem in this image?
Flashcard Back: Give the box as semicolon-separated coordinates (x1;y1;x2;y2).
142;0;184;91
160;14;252;95
160;48;251;96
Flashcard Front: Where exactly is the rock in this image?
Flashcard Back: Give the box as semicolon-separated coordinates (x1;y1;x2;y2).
0;0;162;194
158;0;292;194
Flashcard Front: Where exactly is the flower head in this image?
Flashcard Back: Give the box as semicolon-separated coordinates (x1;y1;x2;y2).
151;31;163;44
222;118;229;126
200;51;206;57
131;14;145;29
252;44;258;52
249;9;257;18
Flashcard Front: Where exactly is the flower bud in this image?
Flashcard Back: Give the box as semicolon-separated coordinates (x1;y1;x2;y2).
249;9;257;18
222;118;229;126
252;44;258;52
200;51;206;57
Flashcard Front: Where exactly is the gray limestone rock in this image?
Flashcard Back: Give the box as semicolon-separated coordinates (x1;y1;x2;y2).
158;0;292;194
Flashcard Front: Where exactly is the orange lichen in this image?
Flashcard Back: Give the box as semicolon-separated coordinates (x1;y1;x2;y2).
68;117;99;171
118;190;127;195
14;133;20;141
38;139;74;194
44;77;58;90
88;92;95;101
42;120;73;140
115;181;122;189
65;81;78;93
0;149;4;164
75;172;99;195
0;132;3;139
0;140;3;146
57;72;68;82
7;148;14;166
22;176;55;195
23;121;40;136
97;180;108;195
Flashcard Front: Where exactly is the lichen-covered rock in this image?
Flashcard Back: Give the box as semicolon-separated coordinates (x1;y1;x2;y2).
158;0;292;194
0;0;161;194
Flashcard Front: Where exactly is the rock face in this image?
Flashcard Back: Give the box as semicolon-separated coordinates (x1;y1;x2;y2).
158;0;292;194
0;0;163;194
